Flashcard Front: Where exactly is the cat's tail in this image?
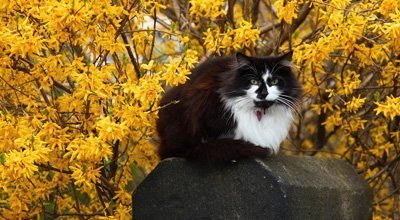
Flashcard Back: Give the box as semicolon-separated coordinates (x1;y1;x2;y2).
185;139;272;164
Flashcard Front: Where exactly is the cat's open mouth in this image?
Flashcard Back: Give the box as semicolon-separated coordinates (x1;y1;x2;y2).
254;101;275;121
254;100;275;109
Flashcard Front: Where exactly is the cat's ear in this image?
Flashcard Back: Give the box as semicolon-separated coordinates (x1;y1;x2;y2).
278;50;293;61
278;50;294;67
236;52;251;66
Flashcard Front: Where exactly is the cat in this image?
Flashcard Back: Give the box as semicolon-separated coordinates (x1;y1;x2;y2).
156;52;302;163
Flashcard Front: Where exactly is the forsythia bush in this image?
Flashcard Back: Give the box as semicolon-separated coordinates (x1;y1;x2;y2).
0;0;398;218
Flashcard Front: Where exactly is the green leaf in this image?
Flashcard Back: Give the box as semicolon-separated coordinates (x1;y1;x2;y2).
374;91;380;101
31;135;35;144
125;180;136;192
44;202;55;213
130;163;145;186
46;170;55;181
14;13;19;24
0;153;5;164
77;191;91;205
82;164;87;172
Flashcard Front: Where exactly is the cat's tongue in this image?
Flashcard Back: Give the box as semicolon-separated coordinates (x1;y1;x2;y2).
256;110;262;121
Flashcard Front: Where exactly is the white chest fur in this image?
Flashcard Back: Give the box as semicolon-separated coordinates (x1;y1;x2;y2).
223;98;294;153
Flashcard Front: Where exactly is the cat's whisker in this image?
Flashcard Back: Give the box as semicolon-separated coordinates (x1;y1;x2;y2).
278;94;296;99
270;62;279;76
282;94;309;105
279;97;301;110
235;62;255;71
277;97;302;119
277;98;297;111
276;99;294;112
271;61;290;75
278;97;299;107
220;91;239;96
277;100;301;120
241;64;258;75
282;100;301;119
278;94;301;104
234;98;253;109
224;96;251;110
279;94;302;102
271;65;286;75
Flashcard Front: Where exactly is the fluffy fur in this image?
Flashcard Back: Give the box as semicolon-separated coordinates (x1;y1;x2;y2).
156;52;302;163
224;100;294;153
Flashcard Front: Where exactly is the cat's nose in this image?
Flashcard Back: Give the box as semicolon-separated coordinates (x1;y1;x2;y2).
257;88;268;99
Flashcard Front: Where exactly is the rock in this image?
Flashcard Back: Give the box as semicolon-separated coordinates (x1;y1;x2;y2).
132;156;373;220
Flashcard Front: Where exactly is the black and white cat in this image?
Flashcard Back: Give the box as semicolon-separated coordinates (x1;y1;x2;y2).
157;52;301;163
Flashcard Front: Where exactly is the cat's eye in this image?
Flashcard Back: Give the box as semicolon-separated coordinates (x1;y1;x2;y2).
250;79;261;85
270;78;279;85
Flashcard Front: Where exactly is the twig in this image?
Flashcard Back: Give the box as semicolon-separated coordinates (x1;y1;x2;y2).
149;10;157;61
109;140;120;179
35;80;51;106
96;1;138;68
52;77;73;94
354;86;400;91
35;163;73;174
70;183;84;220
368;154;400;183
56;212;104;217
100;175;118;192
0;75;31;98
120;32;141;79
374;186;400;205
259;23;280;35
280;2;312;46
96;185;111;216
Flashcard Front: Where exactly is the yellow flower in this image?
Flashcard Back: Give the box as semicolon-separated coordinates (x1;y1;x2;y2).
203;19;260;54
378;0;399;17
65;135;112;162
3;150;38;179
345;96;366;113
274;0;299;24
0;0;399;217
375;95;400;120
141;60;155;71
70;164;102;188
189;0;225;20
96;117;130;142
322;111;342;132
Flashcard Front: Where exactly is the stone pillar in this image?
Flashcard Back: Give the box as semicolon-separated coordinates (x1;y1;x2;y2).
132;156;373;220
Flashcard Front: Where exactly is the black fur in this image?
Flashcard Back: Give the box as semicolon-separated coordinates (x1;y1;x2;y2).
156;52;301;164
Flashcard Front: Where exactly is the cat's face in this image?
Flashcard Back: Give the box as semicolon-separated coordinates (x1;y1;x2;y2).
223;52;301;111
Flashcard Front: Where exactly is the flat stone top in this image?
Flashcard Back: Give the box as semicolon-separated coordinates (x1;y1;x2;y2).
133;156;373;220
255;156;367;190
155;155;369;191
